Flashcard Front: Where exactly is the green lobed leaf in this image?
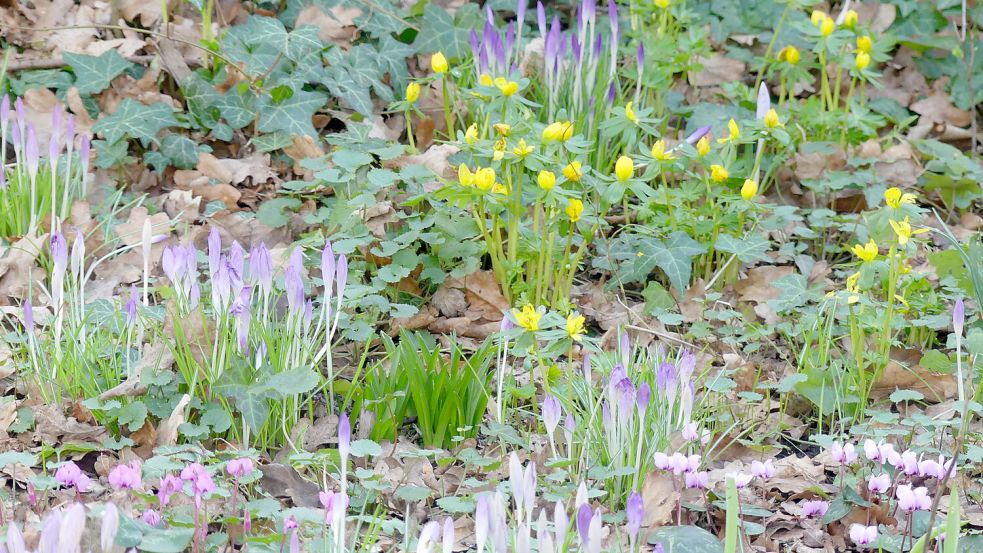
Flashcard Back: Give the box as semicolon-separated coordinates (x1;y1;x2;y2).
266;366;320;396
715;233;772;264
256;89;327;138
92;100;183;146
64;50;134;94
648;525;724;553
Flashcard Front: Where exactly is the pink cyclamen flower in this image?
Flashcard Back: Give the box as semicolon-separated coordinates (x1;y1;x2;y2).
685;471;709;490
801;500;829;518
681;422;699;441
227;458;254;478
158;474;183;506
108;461;142;490
319;490;349;526
653;452;670;471
896;485;931;512
751;459;775;480
899;450;920;476
729;472;754;489
180;462;215;502
668;453;690;475
55;461;90;492
850;524;878;547
142;509;162;527
867;473;891;494
830;441;857;464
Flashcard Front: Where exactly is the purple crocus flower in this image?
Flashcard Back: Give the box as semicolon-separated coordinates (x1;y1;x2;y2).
51;106;62;137
6;521;26;553
321;241;336;297
50;232;68;277
207;227;221;276
637;43;645;73
231;297;250;353
48;134;59;164
576;504;593;546
656;362;676;390
0;95;9;125
542;395;561;438
475;494;489;553
284;248;305;317
564;413;575;446
516;0;528;28
38;508;61;553
637;382;651;415
536;1;546;37
125;286;139;327
685;125;713;144
26;125;39;180
249;243;273;296
24;299;34;331
606;82;616;107
626;491;643;540
65;115;75;150
79;134;90;168
228;241;245;277
61;503;87;552
954;297;965;336
15;97;25;131
338;411;351;462
616;377;636;419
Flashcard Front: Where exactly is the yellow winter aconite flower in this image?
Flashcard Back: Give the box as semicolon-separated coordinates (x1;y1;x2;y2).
492;138;506;161
650;139;675;161
851;239;878;262
563;161;583;182
779;45;800;65
479;74;494;86
889;217;929;246
465;123;478;145
495;77;519;96
655;0;670;8
492;182;509;195
538;170;556;191
740;178;758;200
474;167;496;191
615;155;634;181
493;123;511;136
846;271;861;304
857;35;873;54
696;136;711;156
431;52;448;73
810;10;828;26
625;102;639;124
884;187;916;209
763;108;782;128
855;52;870;70
566;313;586;341
513;138;534;157
458;164;474;186
717;119;739;144
543;121;575;142
405;82;420;104
710;164;729;182
842;9;859;29
820;18;835;36
566;199;584;222
513;304;542;331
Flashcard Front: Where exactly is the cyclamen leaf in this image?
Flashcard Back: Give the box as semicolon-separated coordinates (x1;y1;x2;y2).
256;89;327;138
256;197;302;228
64;50;134;94
266;366;320;396
92;100;183;145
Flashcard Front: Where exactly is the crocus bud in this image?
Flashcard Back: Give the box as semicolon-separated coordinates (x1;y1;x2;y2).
321;241;336;298
24;299;34;331
542;395;561;437
335;253;348;303
636;43;645;74
626;491;643;540
442;517;454;553
755;82;770;120
101;503;120;553
48;134;60;165
954;298;965;336
0;95;9;126
576;504;593;547
26;126;39;180
475;495;489;553
338;411;351;462
417;521;441;553
51;232;68;277
637;382;651;414
207;227;221;276
79;134;90;168
61;503;87;552
536;1;546;37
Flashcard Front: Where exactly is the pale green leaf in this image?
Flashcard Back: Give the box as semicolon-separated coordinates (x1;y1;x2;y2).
65;50;134;94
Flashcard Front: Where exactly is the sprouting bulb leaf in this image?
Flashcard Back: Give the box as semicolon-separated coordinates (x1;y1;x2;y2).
64;50;134;94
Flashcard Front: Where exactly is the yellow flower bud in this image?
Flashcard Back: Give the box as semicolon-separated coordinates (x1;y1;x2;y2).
856;35;873;54
563;161;583;182
855;52;870;70
458;164;474;187
696;136;710;157
740;178;758;200
474;167;496;191
655;0;670;8
710;164;729;182
851;239;878;262
479;73;494;86
465;123;478;145
538;170;556;191
566;313;586;341
779;45;800;65
625;101;638;124
431;52;448;74
717;118;739;144
566;199;584;222
820;17;835;37
763;108;781;129
543;121;575;142
842;9;858;29
650;139;675;161
405;82;420;104
493;123;511;136
495;77;519;96
615;155;634;181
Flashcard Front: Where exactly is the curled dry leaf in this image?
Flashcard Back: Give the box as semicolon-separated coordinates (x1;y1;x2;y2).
259;463;324;508
155;393;191;447
0;233;47;304
296;4;361;48
639;470;679;527
692;55;746;87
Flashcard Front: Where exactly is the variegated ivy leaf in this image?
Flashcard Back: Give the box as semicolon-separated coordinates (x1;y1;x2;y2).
64;50;134;95
92;99;183;146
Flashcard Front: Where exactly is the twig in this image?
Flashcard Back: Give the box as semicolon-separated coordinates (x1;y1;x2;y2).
4;54;156;72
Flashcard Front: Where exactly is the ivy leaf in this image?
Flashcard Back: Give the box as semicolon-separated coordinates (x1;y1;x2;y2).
256;89;326;138
412;3;475;58
646;232;706;292
245;15;289;52
322;44;391;116
64;50;133;94
217;88;258;129
160;135;205;169
92;100;183;146
287;25;323;62
375;35;415;92
767;274;823;312
714;233;771;264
